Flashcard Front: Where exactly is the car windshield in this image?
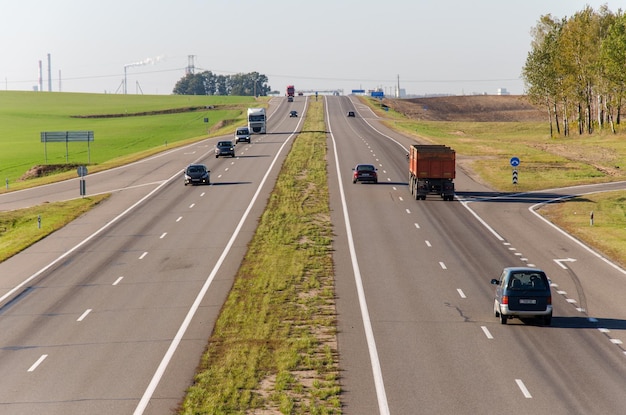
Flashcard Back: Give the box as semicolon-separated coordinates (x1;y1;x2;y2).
507;272;548;291
187;166;204;173
357;165;375;171
218;142;231;146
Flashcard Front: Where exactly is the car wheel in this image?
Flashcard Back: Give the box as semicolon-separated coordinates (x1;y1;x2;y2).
215;155;219;158
353;180;357;184
500;314;507;324
543;314;552;326
494;301;500;317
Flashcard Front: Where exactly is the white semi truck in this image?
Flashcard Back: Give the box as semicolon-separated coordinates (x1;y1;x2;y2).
247;107;266;134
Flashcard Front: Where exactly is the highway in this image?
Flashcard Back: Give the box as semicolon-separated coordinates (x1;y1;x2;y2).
326;95;626;414
0;96;307;414
2;94;626;414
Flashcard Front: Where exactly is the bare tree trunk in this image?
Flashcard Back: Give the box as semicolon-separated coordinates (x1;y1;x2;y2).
553;101;561;135
598;94;604;129
546;98;554;137
563;102;569;137
578;102;584;135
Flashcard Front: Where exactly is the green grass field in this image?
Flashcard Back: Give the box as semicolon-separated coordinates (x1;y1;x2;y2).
365;97;626;192
0;91;263;190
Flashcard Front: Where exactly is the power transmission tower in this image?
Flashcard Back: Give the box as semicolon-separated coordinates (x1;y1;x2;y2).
186;55;196;75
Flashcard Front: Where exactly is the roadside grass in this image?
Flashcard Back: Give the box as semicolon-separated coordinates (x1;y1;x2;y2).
539;190;626;269
180;99;341;414
0;91;264;190
0;194;110;261
363;97;626;192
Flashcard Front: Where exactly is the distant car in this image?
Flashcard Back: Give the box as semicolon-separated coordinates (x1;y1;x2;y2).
352;164;378;184
184;164;210;186
289;110;298;117
347;111;355;117
287;96;294;102
235;126;250;143
491;267;552;325
215;140;235;158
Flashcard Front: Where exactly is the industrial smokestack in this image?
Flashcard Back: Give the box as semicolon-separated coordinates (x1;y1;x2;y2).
47;53;52;92
38;60;42;92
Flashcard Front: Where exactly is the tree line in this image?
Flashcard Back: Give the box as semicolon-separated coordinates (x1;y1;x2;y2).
523;5;626;136
172;71;271;96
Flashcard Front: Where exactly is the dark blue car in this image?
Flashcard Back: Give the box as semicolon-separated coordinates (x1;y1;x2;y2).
491;267;552;325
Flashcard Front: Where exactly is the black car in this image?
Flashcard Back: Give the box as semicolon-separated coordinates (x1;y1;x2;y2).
491;267;553;325
215;140;235;158
289;110;298;117
352;164;378;184
184;164;210;186
347;111;355;117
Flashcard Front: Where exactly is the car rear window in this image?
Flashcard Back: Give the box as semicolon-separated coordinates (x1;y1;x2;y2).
508;272;548;290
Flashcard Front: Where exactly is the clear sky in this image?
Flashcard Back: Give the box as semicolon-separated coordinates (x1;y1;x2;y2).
0;0;622;96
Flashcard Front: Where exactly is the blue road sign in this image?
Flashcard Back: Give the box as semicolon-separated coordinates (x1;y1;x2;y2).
510;157;520;167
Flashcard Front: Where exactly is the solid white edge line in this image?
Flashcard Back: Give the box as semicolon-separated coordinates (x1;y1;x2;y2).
0;170;182;307
528;189;626;276
326;96;390;415
459;200;505;242
133;97;307;414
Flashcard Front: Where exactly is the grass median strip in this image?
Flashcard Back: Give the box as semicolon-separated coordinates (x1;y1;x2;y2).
180;99;341;414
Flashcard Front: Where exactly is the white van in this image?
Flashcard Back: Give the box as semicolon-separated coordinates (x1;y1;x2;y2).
235;126;251;143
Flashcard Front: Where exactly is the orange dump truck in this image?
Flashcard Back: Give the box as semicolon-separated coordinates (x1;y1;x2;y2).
408;144;455;201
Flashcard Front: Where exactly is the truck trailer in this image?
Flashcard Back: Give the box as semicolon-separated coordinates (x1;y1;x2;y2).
286;85;295;97
408;144;455;201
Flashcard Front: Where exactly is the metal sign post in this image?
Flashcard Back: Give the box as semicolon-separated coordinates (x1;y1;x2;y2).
40;131;94;164
77;165;88;197
510;157;520;185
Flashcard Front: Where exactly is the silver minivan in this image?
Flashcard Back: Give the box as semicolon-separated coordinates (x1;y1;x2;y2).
235;126;250;143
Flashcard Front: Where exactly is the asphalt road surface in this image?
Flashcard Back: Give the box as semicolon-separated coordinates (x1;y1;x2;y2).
3;94;626;414
325;95;626;414
0;96;306;414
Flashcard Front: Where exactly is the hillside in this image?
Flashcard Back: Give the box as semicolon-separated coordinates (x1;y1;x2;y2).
383;95;546;122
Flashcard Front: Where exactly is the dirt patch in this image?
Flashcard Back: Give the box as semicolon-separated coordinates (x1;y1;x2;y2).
19;164;81;181
383;95;546;122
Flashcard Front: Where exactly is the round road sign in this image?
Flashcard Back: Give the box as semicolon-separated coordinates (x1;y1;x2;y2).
510;157;520;167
